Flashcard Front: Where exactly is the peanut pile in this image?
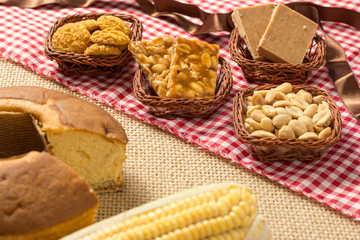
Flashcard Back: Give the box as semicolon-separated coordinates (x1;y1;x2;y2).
244;83;332;140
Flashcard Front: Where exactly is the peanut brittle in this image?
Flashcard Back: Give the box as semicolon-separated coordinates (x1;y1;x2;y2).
128;36;174;97
129;36;219;98
166;37;219;98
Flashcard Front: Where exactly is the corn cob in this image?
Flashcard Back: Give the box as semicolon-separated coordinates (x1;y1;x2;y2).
62;183;271;240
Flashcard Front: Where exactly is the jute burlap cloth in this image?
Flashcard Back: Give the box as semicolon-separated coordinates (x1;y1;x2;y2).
1;58;359;239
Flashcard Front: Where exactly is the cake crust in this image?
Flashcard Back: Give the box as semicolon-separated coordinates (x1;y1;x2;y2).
0;86;127;143
0;151;98;235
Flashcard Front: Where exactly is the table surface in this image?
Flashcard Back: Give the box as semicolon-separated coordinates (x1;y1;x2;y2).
1;0;360;238
1;58;359;239
2;0;360;219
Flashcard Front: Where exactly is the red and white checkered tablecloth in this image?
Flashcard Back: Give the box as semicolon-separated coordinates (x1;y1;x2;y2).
0;0;360;219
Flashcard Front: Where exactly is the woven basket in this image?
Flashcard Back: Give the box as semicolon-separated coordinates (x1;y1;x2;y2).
44;13;143;76
133;56;233;118
229;28;325;84
233;84;342;161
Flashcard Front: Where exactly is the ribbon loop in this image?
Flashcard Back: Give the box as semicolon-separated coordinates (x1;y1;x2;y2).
135;0;234;34
286;2;360;122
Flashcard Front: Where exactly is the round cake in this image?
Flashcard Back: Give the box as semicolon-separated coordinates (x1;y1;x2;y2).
0;151;99;240
0;86;128;192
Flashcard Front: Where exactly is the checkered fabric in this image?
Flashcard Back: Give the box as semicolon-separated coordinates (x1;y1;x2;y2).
0;0;359;219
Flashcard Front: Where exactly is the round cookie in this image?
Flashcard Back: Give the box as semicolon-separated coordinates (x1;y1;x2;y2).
97;15;132;37
78;19;99;32
90;28;130;46
52;23;91;54
85;44;125;56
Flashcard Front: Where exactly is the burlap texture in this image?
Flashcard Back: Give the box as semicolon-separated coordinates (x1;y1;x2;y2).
0;58;359;239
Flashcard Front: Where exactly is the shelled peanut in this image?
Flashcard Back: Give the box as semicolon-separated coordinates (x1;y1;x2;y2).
244;83;332;140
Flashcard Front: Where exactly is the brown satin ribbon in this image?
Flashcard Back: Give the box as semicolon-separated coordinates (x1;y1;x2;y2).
2;0;360;122
285;2;360;122
0;0;95;8
134;0;234;35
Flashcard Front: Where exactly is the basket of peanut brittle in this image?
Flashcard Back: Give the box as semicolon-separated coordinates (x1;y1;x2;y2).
44;13;142;76
233;83;342;161
130;36;233;118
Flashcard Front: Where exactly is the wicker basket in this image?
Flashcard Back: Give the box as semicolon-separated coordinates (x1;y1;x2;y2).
44;13;143;76
133;56;233;118
233;84;342;161
229;28;325;84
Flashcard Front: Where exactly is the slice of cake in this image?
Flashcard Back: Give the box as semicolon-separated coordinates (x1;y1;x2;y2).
257;3;318;64
0;86;128;192
0;151;98;240
231;3;275;60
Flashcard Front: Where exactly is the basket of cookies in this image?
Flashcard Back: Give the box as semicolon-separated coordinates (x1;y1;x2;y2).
44;13;143;76
233;83;342;161
130;36;233;118
229;3;325;84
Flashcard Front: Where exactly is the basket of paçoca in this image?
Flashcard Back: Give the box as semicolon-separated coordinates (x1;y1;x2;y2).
230;3;325;84
233;83;342;161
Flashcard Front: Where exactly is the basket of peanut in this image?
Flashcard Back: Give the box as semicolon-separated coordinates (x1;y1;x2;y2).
233;83;342;161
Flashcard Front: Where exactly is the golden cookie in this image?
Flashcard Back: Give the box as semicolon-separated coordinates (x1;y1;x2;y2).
52;23;91;54
78;19;99;32
90;29;130;46
97;15;132;37
84;44;124;55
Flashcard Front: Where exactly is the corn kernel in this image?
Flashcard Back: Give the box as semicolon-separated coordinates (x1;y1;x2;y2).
217;216;228;233
229;211;242;227
196;222;207;238
239;201;250;215
217;201;229;216
188;224;199;239
202;220;213;236
223;215;234;230
209;218;220;235
209;201;219;217
231;205;246;220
